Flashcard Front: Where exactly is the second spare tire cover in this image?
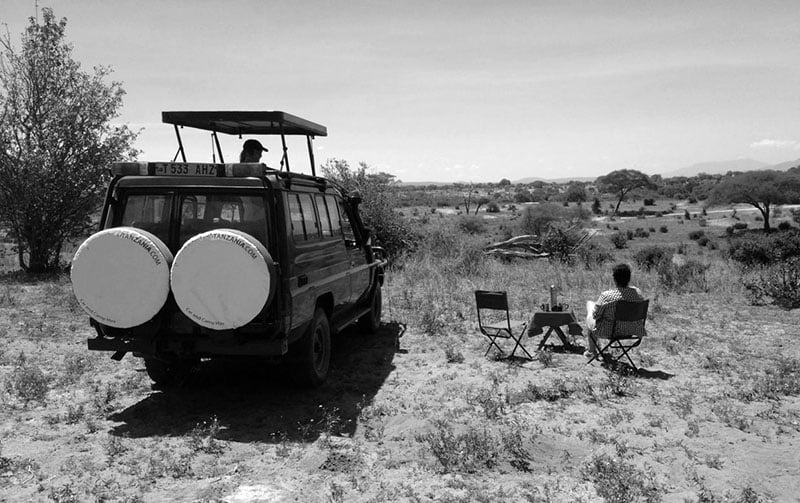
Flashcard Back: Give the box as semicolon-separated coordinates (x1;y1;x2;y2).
170;229;276;330
70;227;173;328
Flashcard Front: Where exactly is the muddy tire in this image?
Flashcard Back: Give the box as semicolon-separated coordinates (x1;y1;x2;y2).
358;284;382;334
291;309;331;388
144;357;196;388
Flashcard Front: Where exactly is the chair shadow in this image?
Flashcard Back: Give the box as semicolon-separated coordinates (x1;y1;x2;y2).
602;361;675;380
108;321;404;444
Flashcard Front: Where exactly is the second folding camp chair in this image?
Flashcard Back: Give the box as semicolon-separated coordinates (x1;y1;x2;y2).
586;299;649;371
475;290;531;359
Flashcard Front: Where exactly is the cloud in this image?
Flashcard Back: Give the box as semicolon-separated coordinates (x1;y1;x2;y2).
750;139;800;149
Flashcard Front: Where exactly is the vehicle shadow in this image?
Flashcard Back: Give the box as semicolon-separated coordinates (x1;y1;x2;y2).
109;321;403;444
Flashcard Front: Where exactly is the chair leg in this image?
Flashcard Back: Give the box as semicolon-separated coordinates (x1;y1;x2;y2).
510;335;533;360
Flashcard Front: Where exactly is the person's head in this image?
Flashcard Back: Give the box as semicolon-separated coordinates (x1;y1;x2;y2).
240;139;268;162
612;263;632;288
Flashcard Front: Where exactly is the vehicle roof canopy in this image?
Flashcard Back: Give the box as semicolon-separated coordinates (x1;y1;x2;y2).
161;111;327;137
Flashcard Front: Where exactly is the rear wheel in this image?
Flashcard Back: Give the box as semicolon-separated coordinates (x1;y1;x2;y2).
291;308;331;387
144;356;196;388
358;284;382;333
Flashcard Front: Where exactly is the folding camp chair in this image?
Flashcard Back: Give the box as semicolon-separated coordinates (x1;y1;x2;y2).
475;290;531;359
586;300;649;371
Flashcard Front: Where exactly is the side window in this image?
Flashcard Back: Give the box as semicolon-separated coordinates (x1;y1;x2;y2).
325;195;342;236
288;194;306;240
298;194;319;240
338;200;358;245
315;195;333;238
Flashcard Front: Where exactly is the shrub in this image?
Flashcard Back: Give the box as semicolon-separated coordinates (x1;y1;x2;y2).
697;236;710;247
610;232;628;249
727;229;800;266
626;230;634;240
659;226;668;233
633;245;673;272
648;227;656;233
657;259;709;292
576;242;614;269
581;450;662;503
634;228;650;238
458;215;486;234
518;203;588;236
4;355;50;405
684;209;691;220
417;420;500;473
742;257;800;308
643;198;655;206
733;222;748;230
698;218;707;227
485;202;500;213
688;230;705;240
322;159;415;256
725;226;735;236
778;221;792;231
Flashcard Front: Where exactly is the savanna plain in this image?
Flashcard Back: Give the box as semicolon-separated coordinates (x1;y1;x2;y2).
1;196;799;503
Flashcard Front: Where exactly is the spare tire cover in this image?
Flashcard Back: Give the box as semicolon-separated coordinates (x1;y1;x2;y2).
170;229;276;330
71;227;173;329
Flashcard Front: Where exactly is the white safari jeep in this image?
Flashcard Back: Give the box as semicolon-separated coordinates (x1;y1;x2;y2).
71;111;386;387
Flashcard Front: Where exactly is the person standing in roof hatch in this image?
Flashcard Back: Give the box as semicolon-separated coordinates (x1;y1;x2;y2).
240;139;268;162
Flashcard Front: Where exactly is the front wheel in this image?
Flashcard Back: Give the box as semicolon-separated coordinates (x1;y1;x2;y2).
358;284;382;334
290;308;331;387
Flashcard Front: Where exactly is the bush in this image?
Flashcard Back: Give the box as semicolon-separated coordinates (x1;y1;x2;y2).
688;230;705;240
4;355;50;405
727;229;800;266
657;259;709;292
458;215;486;234
322;159;415;256
697;236;710;247
659;226;668;233
417;420;500;473
575;241;613;269
725;226;735;236
485;202;500;213
634;228;650;238
633;245;673;272
643;198;655;206
626;230;634;240
733;222;748;230
698;218;707;227
742;257;800;308
610;232;628;249
518;203;586;236
778;221;792;231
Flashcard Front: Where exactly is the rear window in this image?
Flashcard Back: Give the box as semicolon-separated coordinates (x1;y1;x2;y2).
120;194;170;243
178;194;267;247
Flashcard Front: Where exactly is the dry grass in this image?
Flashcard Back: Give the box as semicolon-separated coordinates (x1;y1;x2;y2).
1;211;798;501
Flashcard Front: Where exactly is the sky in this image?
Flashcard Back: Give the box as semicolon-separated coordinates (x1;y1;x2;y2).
2;0;799;182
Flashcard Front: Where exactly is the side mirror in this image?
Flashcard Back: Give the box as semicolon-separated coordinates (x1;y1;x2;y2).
347;190;362;205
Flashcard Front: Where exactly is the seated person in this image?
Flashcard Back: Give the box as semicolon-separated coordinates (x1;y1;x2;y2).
240;139;268;162
585;263;646;358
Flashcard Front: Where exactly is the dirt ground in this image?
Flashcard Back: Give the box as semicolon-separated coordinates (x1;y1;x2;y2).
1;274;799;502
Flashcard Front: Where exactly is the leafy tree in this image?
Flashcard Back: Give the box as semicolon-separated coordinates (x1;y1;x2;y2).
707;170;800;231
321;158;413;256
595;169;655;215
498;178;511;186
565;182;587;203
0;9;138;272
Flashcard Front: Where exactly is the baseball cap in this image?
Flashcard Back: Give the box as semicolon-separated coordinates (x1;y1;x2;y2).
243;139;268;152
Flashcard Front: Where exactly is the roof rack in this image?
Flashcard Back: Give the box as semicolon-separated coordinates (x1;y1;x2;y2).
161;111;326;176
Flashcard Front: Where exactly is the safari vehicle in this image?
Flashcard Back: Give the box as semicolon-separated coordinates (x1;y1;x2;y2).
70;111;386;387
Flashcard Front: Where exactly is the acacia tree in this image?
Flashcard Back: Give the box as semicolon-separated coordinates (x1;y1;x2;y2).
0;9;138;273
596;169;655;215
707;170;800;231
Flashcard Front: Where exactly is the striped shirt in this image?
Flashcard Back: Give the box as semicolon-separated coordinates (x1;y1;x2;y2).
592;286;647;339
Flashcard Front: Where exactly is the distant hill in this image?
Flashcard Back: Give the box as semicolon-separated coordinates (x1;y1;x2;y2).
512;176;596;184
661;158;769;177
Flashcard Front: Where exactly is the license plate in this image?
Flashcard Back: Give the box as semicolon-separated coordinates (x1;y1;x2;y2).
152;163;219;177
